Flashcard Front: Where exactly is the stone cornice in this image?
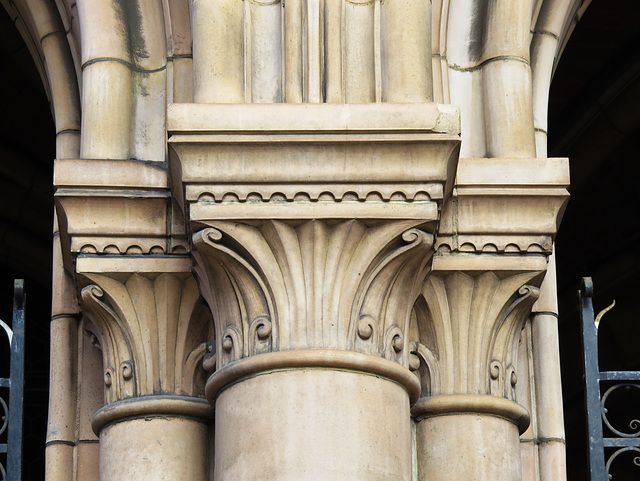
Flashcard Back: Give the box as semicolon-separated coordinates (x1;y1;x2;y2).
167;103;461;220
54;158;188;256
438;157;570;254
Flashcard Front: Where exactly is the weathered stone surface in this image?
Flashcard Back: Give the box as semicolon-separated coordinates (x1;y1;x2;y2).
16;0;581;479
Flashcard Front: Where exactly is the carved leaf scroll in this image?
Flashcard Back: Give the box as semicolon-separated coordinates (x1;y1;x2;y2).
80;273;214;404
192;219;434;369
416;270;543;399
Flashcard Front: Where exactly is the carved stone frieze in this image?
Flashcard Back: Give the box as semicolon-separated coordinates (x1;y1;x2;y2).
76;257;214;404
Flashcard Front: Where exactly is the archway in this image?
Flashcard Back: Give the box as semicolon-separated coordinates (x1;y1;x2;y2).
550;1;640;479
0;6;55;479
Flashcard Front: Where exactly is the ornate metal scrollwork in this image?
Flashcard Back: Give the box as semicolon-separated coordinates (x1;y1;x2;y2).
581;278;640;480
605;447;640;480
0;396;8;437
602;384;640;438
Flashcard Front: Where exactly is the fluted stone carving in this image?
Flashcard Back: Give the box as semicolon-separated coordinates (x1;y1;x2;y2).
192;0;432;103
193;220;433;369
415;271;542;401
78;268;213;404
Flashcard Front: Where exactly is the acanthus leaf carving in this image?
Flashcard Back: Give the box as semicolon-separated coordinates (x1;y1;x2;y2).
409;340;440;398
489;284;540;400
350;227;434;367
192;220;434;369
415;268;543;401
192;226;277;368
79;271;214;403
81;284;137;404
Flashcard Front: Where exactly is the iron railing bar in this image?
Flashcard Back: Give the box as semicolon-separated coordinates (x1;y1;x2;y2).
603;438;640;447
0;378;9;388
599;371;640;381
580;277;608;481
6;280;25;481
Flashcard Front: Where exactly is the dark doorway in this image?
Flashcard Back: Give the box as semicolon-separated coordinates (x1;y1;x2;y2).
0;7;55;480
550;1;640;480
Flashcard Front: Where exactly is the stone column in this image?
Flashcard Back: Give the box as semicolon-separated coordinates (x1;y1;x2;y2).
76;257;214;481
169;102;460;480
46;230;79;481
194;222;428;480
411;157;569;481
530;250;567;481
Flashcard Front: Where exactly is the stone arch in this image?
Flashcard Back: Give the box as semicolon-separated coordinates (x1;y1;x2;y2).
2;0;81;159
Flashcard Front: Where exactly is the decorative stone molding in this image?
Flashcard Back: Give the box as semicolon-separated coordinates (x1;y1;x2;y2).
437;157;570;254
168;103;460;373
54;159;188;257
205;349;422;404
76;257;213;405
193;220;434;370
91;395;214;434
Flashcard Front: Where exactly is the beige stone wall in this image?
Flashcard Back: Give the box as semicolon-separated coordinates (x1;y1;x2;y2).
1;0;590;479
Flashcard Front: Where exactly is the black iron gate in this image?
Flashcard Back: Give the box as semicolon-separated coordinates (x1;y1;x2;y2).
580;277;640;480
0;280;25;481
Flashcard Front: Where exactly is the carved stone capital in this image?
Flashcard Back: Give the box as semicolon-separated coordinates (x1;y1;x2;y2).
408;157;569;432
193;220;434;370
412;256;546;401
76;257;214;404
168;103;461;377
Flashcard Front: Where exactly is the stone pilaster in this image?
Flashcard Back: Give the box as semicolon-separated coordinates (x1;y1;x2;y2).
169;102;460;480
410;157;569;481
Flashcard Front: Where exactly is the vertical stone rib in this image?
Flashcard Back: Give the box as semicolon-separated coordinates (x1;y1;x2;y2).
531;250;567;481
131;0;167;162
250;0;283;102
21;0;81;159
306;0;324;102
76;0;133;159
323;0;343;102
343;0;375;102
46;231;80;481
284;0;304;101
482;0;536;157
380;0;432;102
531;0;574;158
192;0;245;103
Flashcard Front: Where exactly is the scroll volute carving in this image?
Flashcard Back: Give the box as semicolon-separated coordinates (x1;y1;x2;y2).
413;270;543;401
80;273;214;404
192;219;435;370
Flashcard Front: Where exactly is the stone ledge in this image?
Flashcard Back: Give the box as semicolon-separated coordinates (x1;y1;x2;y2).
168;102;460;134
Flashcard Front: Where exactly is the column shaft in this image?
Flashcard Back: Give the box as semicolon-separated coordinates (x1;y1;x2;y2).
215;367;412;480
